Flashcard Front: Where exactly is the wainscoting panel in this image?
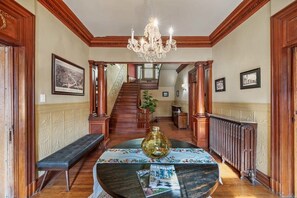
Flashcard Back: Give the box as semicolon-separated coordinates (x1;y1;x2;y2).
212;102;270;175
36;102;89;166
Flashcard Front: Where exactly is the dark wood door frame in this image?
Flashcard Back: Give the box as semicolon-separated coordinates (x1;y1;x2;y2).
271;1;297;197
0;1;35;197
188;68;196;130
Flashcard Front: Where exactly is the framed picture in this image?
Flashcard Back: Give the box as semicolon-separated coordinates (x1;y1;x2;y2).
240;68;261;89
162;91;169;97
52;54;85;96
176;90;179;97
215;77;226;92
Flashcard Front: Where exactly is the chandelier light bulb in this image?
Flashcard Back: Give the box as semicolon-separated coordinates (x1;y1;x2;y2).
153;19;158;27
140;38;145;45
169;27;173;43
127;18;177;62
131;28;134;40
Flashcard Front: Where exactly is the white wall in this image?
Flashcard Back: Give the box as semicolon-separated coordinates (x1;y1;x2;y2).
212;4;271;175
16;0;36;14
36;3;90;104
271;0;295;16
212;4;270;104
89;48;212;62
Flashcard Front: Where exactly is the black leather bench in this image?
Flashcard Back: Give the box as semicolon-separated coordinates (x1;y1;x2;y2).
37;134;104;192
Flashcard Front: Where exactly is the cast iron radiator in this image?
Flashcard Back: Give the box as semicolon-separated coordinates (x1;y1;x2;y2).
209;114;257;184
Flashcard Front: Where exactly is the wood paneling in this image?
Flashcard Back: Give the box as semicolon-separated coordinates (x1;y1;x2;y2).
0;1;35;197
271;1;297;197
256;169;271;189
37;0;270;48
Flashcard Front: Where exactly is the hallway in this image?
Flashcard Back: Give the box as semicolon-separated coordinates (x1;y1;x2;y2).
33;119;277;198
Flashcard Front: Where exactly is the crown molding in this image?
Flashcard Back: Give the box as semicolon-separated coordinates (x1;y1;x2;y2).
38;0;93;45
38;0;270;48
210;0;270;45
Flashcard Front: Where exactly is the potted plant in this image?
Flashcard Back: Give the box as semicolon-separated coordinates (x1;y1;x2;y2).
141;90;158;122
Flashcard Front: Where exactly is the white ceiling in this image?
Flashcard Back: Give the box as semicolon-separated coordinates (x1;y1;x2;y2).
63;0;243;37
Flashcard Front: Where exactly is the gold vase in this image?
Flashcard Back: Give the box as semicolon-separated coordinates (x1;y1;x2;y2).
141;126;171;159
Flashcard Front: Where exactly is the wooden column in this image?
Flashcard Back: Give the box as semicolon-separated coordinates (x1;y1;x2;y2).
97;63;106;116
196;63;205;116
192;61;210;148
89;61;110;145
89;61;95;114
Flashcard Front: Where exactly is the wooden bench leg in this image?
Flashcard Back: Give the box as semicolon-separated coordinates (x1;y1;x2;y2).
38;170;49;192
66;170;70;192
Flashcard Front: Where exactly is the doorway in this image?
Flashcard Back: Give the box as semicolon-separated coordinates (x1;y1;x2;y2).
0;46;14;198
271;2;297;196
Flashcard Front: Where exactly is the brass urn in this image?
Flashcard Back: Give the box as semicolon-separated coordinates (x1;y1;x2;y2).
141;126;171;159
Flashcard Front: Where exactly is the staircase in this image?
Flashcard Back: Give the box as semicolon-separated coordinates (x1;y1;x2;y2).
110;83;149;135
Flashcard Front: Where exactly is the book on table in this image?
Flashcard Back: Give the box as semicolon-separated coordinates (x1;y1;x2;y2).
136;169;171;197
149;164;180;190
136;165;181;198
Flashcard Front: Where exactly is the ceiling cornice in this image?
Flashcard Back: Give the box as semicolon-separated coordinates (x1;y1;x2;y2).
38;0;93;45
210;0;270;45
38;0;270;48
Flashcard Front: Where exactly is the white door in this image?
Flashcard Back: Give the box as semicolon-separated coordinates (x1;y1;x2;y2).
0;46;14;198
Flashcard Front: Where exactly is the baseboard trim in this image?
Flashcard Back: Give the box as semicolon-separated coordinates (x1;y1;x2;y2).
156;116;172;121
256;169;270;188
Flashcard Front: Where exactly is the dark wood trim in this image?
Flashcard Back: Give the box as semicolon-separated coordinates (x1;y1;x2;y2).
0;1;36;197
271;1;297;197
176;64;189;73
37;0;270;48
256;169;271;189
37;0;93;46
210;0;270;45
155;116;172;121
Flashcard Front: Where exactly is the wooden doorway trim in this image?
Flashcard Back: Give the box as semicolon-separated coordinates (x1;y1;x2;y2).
188;68;197;130
271;1;297;197
0;1;35;197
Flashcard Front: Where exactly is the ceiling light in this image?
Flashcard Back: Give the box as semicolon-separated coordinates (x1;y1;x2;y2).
127;18;177;62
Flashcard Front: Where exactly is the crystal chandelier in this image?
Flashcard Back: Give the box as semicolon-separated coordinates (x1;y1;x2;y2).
127;18;177;62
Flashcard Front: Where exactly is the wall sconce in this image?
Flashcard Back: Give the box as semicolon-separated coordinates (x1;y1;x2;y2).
181;83;187;91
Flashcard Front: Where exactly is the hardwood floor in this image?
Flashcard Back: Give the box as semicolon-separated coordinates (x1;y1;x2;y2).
32;119;278;198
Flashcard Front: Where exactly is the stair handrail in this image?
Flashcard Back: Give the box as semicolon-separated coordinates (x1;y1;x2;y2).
136;85;150;132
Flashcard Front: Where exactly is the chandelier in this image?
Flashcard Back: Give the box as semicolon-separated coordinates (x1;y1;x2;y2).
127;18;177;62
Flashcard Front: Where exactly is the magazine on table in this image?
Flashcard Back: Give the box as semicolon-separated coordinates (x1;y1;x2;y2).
149;164;180;190
136;169;171;197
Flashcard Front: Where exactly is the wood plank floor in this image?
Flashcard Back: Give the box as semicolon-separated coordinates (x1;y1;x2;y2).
32;119;278;198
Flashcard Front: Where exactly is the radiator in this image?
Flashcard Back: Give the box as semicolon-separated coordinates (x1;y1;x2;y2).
209;114;257;184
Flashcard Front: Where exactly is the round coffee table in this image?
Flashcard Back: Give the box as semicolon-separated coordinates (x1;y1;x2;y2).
96;139;219;198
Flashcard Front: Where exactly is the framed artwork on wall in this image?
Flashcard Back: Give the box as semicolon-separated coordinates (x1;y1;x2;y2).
240;68;261;89
52;54;85;96
215;77;226;92
162;91;169;97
